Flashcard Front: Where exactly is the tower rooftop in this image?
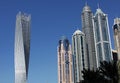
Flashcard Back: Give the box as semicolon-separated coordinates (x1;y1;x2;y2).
96;8;104;14
82;5;91;12
95;4;104;15
73;29;84;35
60;36;68;41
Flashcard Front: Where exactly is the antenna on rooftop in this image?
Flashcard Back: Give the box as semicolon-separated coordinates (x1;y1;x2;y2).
97;3;100;9
85;1;88;6
75;25;79;30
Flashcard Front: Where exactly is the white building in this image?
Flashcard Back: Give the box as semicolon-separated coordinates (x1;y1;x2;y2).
14;12;31;83
93;8;112;67
72;29;88;82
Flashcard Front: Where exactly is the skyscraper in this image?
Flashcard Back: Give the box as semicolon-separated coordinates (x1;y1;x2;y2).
72;29;88;83
93;8;112;67
14;12;31;83
57;36;73;83
81;4;97;70
113;18;120;60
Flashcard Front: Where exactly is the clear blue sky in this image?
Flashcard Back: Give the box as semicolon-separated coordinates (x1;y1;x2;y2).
0;0;120;83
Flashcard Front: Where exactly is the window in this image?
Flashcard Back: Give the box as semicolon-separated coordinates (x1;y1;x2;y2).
104;43;111;61
101;16;109;41
97;43;102;64
94;17;100;42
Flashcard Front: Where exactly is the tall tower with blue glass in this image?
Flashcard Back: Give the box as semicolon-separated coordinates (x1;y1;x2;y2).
14;12;31;83
72;29;88;83
93;8;112;67
57;36;73;83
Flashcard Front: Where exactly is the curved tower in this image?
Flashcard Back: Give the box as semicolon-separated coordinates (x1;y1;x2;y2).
81;4;97;70
14;12;31;83
72;29;88;82
57;36;73;83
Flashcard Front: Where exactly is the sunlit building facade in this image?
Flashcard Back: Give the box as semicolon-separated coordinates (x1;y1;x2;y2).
14;12;31;83
57;36;73;83
113;18;120;60
72;30;88;83
81;4;97;70
93;8;112;67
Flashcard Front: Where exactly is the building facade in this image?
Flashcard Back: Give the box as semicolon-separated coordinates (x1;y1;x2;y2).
93;8;112;67
81;4;97;70
113;18;120;60
14;12;31;83
112;50;118;62
57;36;73;83
72;30;88;83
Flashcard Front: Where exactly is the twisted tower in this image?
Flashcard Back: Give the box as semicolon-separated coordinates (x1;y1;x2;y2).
14;12;31;83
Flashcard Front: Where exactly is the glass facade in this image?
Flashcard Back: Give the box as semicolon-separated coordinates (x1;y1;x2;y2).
72;30;87;83
103;43;111;61
93;8;112;67
15;12;31;83
96;43;102;65
101;15;109;41
94;16;100;42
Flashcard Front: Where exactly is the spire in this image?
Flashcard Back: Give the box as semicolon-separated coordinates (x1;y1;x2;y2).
97;3;100;9
95;3;104;16
74;25;79;30
85;1;88;6
83;2;91;12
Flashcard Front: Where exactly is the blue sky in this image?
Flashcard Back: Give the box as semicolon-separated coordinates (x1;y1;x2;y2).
0;0;120;83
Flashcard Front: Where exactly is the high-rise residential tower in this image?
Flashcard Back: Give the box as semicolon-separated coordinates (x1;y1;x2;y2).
57;36;73;83
72;29;88;83
93;8;112;67
113;18;120;60
81;4;97;70
14;12;31;83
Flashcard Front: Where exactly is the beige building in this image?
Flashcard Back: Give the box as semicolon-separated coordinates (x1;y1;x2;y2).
113;18;120;60
57;36;73;83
